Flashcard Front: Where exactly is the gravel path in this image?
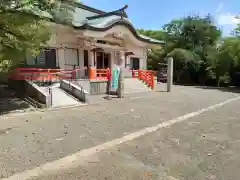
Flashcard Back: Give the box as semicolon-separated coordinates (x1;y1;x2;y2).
0;85;239;179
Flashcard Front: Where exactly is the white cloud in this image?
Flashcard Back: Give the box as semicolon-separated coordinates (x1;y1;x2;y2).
214;2;240;35
217;13;240;25
215;2;240;26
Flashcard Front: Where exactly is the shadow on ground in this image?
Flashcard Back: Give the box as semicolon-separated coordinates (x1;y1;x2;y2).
0;85;32;115
0;98;32;115
166;81;240;94
195;86;240;94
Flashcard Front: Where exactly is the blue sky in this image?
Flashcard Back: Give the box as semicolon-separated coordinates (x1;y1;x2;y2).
82;0;240;36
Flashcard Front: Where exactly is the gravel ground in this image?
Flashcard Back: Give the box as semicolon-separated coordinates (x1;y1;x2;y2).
32;99;240;180
0;85;239;179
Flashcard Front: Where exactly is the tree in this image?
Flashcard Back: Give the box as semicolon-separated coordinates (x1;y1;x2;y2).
205;46;232;86
163;15;221;84
0;0;76;71
138;29;166;41
139;15;240;87
168;48;202;84
163;15;221;51
221;37;240;68
146;48;165;70
233;24;240;36
137;29;167;70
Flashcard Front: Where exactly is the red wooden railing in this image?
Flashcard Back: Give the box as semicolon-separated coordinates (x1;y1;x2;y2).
8;67;86;81
132;70;139;78
139;70;155;89
8;67;110;81
132;69;155;89
8;67;155;89
88;67;110;80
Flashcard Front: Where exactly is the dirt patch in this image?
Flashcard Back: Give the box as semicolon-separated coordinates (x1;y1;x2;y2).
0;85;34;115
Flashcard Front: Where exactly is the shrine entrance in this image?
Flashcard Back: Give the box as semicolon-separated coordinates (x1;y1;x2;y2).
96;52;111;69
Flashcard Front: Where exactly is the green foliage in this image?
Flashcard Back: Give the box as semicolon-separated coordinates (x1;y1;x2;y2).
233;24;240;37
205;46;232;86
138;29;166;41
147;48;165;70
0;0;76;71
139;14;240;86
138;29;166;70
168;48;202;83
221;37;240;68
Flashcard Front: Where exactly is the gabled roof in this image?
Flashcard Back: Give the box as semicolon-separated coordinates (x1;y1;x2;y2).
71;3;164;45
55;2;164;45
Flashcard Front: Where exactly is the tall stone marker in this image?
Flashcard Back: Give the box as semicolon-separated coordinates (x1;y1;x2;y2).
117;51;125;98
117;67;124;98
167;57;173;92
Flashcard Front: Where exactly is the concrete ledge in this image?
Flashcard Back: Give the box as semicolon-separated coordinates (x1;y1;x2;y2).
60;80;88;103
24;96;45;109
89;80;108;95
25;81;50;108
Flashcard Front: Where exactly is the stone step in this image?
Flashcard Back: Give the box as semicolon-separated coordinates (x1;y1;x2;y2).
124;89;151;94
124;78;151;92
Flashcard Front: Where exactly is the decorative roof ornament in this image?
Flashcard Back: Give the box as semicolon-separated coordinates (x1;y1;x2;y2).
119;5;128;19
86;5;129;21
113;32;124;39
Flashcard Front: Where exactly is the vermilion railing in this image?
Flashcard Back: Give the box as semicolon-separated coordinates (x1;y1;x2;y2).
8;67;110;81
88;67;110;80
8;67;155;89
132;70;139;78
131;69;155;89
8;67;86;81
9;68;58;81
152;71;157;77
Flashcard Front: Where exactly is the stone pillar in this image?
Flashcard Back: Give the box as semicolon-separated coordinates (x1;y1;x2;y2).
119;51;125;68
57;49;65;69
78;49;84;78
117;51;125;98
88;51;95;68
141;56;147;70
167;57;173;92
110;52;114;69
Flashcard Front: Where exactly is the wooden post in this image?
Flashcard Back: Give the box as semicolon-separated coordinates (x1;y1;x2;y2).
47;69;51;85
167;57;173;92
46;87;52;108
47;69;50;81
88;67;95;80
151;71;155;90
105;68;112;100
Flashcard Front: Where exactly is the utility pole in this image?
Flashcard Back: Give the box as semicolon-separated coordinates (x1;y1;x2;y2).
167;57;173;92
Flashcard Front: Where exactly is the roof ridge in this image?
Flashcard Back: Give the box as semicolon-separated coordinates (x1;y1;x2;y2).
86;5;128;20
73;2;106;14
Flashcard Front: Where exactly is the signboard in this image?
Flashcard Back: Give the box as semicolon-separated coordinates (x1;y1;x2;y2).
111;67;120;90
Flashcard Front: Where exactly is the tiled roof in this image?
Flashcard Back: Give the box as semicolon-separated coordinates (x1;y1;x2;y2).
63;3;164;45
